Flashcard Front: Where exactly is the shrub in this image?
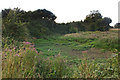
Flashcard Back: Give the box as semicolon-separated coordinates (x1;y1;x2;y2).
69;26;78;33
95;38;118;51
27;20;50;38
2;37;38;78
35;54;68;78
2;37;69;78
2;10;30;41
73;53;119;78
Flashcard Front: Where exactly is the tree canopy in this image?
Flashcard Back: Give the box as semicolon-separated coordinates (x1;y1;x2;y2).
2;8;57;22
2;8;113;40
83;10;112;31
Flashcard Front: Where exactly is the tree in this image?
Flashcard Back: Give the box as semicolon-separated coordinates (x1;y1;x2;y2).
89;23;96;31
2;8;25;18
83;10;102;31
83;10;112;31
102;17;112;31
114;23;120;28
2;10;29;41
29;9;57;21
96;17;112;31
2;9;11;18
84;10;102;23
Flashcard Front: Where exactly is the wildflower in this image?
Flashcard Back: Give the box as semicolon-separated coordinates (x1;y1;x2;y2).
13;47;16;50
15;54;20;57
26;42;31;44
23;41;32;45
33;48;36;50
35;51;38;54
5;49;7;51
4;53;7;56
9;49;12;52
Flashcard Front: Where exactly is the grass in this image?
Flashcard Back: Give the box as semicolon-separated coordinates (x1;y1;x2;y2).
2;37;39;78
2;31;119;78
33;31;119;78
34;31;118;59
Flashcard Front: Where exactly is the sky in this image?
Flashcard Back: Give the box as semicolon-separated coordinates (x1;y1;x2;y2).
0;0;119;26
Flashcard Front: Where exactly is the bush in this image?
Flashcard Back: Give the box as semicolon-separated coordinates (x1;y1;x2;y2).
73;53;119;78
69;26;78;33
27;20;50;38
35;54;68;78
95;38;118;50
2;37;38;78
2;10;30;41
2;37;69;78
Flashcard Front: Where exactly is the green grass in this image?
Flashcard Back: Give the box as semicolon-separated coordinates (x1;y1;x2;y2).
2;31;119;78
33;31;118;60
32;31;119;78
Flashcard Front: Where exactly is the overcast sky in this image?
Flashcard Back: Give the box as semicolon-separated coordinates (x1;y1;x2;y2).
0;0;119;26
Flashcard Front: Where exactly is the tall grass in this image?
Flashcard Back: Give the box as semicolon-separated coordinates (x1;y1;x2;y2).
73;53;119;78
35;54;68;78
2;37;38;78
2;37;68;78
63;31;118;51
2;31;119;78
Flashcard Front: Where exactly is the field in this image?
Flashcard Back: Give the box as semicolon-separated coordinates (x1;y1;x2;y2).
2;7;120;79
2;30;119;78
34;31;117;59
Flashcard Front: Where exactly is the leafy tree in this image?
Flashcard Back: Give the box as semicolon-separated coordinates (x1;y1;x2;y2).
102;17;112;31
40;9;57;21
25;9;57;21
2;9;11;18
84;10;102;23
83;10;112;31
2;8;25;19
89;23;96;31
114;23;120;28
2;10;29;41
83;10;102;31
96;17;112;31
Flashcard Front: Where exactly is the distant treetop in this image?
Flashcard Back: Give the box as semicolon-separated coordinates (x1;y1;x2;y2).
114;23;120;28
2;8;57;21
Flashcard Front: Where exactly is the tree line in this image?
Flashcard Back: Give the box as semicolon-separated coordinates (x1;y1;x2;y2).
2;8;113;40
